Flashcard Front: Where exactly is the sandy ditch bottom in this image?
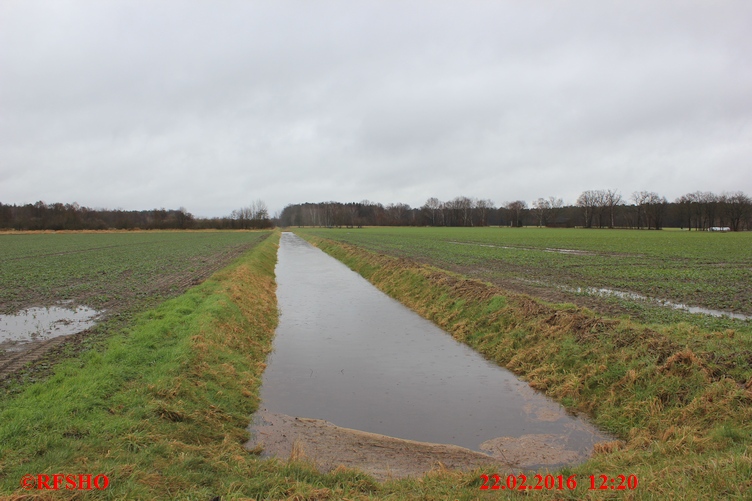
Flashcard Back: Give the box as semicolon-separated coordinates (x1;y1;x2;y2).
247;410;590;481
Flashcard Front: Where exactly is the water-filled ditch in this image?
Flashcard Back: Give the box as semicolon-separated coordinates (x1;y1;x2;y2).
249;233;611;470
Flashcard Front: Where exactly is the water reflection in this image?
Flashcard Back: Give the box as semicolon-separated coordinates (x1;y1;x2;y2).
253;233;611;465
0;305;101;349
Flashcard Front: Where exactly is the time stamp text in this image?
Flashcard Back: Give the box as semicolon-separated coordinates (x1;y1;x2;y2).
480;473;638;491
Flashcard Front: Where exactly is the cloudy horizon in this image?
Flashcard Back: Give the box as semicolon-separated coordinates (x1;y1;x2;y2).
2;1;751;217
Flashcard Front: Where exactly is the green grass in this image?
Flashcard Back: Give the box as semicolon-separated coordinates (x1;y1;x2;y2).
295;226;752;332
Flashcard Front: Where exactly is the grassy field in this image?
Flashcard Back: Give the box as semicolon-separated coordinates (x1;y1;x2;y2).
295;227;752;333
0;230;271;315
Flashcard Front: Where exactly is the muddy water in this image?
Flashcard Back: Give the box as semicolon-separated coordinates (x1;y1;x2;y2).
252;233;610;467
575;287;752;321
0;305;101;351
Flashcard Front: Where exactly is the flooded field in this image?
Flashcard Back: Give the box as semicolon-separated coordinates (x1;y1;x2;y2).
0;305;101;352
249;233;611;473
573;286;752;321
0;304;103;379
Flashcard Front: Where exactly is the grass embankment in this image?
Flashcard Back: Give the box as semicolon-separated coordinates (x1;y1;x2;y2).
300;232;752;499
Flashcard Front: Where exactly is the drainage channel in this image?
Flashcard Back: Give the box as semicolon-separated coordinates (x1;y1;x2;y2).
248;232;612;476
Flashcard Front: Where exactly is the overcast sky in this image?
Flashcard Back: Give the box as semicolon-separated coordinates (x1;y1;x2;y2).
2;1;751;217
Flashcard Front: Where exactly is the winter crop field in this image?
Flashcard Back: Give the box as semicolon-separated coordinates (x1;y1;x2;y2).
0;230;271;315
297;226;752;332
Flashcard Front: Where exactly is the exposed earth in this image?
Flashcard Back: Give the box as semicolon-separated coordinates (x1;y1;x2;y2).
246;410;596;481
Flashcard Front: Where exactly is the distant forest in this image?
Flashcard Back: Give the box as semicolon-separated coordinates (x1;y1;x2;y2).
0;201;273;231
2;190;750;231
279;190;752;231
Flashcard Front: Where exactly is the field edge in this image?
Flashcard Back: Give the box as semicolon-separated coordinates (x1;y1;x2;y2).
297;231;752;500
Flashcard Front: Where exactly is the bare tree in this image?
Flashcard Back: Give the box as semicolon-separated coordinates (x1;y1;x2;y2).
232;199;271;229
576;190;599;228
699;192;719;229
505;200;527;227
345;203;359;228
532;198;550;227
592;190;608;228
322;202;336;227
631;191;651;229
548;196;564;226
532;197;563;227
723;191;752;231
604;189;622;228
422;197;442;226
675;193;694;230
385;203;411;225
251;200;269;221
451;196;474;226
642;192;667;229
442;199;456;227
475;199;494;226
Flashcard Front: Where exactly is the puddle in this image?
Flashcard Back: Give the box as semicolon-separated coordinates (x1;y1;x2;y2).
573;286;751;321
249;233;612;470
447;241;597;256
0;305;102;350
445;241;749;320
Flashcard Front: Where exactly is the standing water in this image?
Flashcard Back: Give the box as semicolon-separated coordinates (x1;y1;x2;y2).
0;305;101;350
250;233;611;469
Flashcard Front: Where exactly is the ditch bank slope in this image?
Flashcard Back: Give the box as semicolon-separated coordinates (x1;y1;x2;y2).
0;234;283;499
299;232;752;500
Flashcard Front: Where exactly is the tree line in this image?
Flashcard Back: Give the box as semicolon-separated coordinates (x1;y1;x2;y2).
0;200;272;231
3;190;749;231
279;190;752;230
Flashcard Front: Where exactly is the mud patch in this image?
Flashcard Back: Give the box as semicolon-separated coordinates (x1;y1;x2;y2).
480;433;585;468
247;411;599;480
247;410;508;481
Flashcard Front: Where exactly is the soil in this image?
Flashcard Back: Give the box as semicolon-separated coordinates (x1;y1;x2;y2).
247;410;593;481
0;242;257;316
0;240;262;384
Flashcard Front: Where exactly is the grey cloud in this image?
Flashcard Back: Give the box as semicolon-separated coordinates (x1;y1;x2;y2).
1;1;751;216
